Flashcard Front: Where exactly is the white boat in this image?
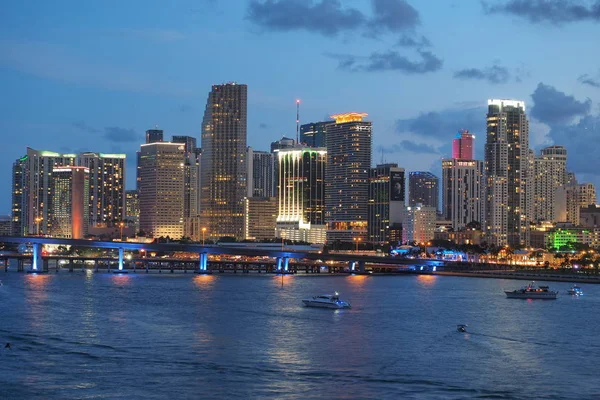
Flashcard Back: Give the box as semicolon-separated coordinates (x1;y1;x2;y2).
567;285;583;296
504;282;558;299
302;292;351;309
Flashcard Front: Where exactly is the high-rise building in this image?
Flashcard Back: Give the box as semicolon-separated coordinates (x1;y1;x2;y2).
50;166;90;239
402;204;436;244
172;135;200;219
11;148;76;236
146;129;164;144
485;99;531;247
276;147;327;244
559;183;597;225
533;146;567;222
138;142;185;238
442;159;485;230
77;152;126;227
368;164;405;244
300;121;331;148
270;136;296;153
325;113;372;243
125;189;139;230
200;83;247;240
409;172;439;210
247;147;275;198
244;197;277;240
452;129;474;160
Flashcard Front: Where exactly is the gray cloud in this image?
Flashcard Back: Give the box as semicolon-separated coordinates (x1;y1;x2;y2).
578;73;600;88
547;115;600;176
104;127;140;143
530;83;591;126
335;50;442;74
396;34;431;48
453;65;511;84
369;0;420;35
484;0;600;24
73;121;100;133
246;0;365;36
259;123;269;129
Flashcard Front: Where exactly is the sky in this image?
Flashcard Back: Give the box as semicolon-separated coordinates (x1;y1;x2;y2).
2;0;600;214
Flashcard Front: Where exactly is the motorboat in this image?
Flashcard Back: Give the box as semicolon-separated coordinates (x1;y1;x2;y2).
302;292;351;309
457;324;467;333
504;282;558;299
567;285;583;296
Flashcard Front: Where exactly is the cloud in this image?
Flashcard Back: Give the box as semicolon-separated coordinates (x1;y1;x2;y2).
396;34;431;48
483;0;600;24
369;0;420;35
333;50;442;74
530;83;591;126
246;0;365;36
578;73;600;88
73;122;100;134
547;115;600;176
259;123;270;129
103;127;140;143
453;65;511;84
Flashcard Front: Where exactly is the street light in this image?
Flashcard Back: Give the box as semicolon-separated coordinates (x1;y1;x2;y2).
202;227;207;246
354;237;361;252
35;216;43;236
119;221;125;241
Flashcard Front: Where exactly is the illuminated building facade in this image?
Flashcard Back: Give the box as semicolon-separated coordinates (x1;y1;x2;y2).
276;147;327;244
442;159;484;230
247;147;275;198
485;99;531;247
77;152;126;227
138;142;185;238
200;83;247;240
11;148;76;236
244;197;277;240
300;121;331;148
409;172;439;211
368;164;405;244
325;113;372;243
452;129;474;160
51;166;90;239
172;136;200;219
402;204;436;244
559;183;597;225
533;146;567;223
125;190;139;230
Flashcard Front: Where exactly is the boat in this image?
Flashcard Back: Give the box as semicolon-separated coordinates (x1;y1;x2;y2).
302;292;351;309
504;282;558;299
457;324;467;333
567;285;583;296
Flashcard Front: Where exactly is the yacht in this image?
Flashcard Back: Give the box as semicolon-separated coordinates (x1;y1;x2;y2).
567;285;583;296
302;292;351;309
504;282;558;299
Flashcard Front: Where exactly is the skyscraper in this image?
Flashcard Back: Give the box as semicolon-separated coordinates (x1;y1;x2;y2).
368;164;405;244
409;172;439;211
138;142;185;238
244;197;277;240
172;135;200;219
200;83;247;240
51;166;90;239
325;112;372;243
485;99;531;247
125;189;139;229
276;147;327;244
77;152;126;227
146;129;164;144
442;159;484;230
402;204;436;244
247;147;275;198
300;121;331;148
452;129;474;160
533;145;567;222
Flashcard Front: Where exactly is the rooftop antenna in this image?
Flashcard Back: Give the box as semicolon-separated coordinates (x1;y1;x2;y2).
296;99;300;144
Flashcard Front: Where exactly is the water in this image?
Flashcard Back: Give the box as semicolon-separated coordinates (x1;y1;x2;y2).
1;273;599;399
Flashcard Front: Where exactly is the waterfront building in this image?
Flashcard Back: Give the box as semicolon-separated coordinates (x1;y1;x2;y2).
368;164;405;244
300;121;331;148
434;228;483;246
580;204;600;228
244;197;277;240
409;171;439;210
442;159;484;230
172;135;200;219
276;146;327;244
325;113;372;243
452;129;474;160
200;83;247;240
484;99;532;247
545;225;600;250
11;148;76;236
138;142;185;238
247;147;275;198
50;166;90;239
402;204;436;244
557;183;597;225
533;146;567;222
125;190;139;231
146;129;163;144
77;152;126;228
270;136;296;153
0;215;12;236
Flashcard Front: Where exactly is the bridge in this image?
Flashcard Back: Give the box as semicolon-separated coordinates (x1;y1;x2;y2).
0;236;444;274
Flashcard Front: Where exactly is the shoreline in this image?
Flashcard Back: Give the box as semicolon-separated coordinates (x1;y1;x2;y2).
432;271;600;284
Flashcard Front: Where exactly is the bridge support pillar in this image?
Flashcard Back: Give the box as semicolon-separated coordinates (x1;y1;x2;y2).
112;248;128;273
348;261;356;272
358;261;365;273
195;252;210;274
276;257;289;273
27;243;46;273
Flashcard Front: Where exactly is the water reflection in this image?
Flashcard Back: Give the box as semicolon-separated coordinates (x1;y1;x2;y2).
110;274;131;286
346;274;369;292
193;274;216;289
272;274;293;289
24;274;52;329
416;274;437;287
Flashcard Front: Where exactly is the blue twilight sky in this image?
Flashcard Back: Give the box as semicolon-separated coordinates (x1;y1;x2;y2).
2;0;600;214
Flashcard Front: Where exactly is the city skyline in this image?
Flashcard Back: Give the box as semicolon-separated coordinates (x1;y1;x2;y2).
2;1;600;214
